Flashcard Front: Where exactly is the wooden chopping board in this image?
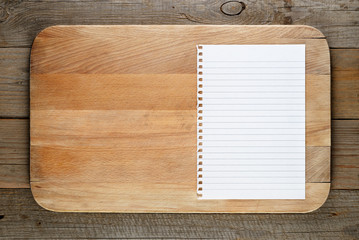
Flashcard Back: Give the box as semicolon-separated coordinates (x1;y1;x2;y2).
30;25;331;213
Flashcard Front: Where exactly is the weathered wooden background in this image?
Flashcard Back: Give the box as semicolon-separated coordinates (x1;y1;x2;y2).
0;0;358;238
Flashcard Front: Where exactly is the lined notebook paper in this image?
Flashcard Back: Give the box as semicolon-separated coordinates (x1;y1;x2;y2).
197;45;306;199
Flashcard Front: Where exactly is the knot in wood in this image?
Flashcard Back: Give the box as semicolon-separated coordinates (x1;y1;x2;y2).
220;1;246;16
0;6;10;22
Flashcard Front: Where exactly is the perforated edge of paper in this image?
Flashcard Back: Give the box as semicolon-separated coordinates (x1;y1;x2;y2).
197;45;203;199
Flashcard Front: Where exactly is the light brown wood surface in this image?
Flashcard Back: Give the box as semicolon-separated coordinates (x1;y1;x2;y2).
30;25;330;213
2;48;357;190
5;118;356;190
2;49;356;190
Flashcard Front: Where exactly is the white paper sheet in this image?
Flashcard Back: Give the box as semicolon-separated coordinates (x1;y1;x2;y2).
197;45;305;199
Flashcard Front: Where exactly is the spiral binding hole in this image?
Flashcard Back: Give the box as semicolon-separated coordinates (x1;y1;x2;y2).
197;45;203;199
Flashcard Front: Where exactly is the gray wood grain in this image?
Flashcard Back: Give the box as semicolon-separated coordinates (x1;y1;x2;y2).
332;49;359;119
0;119;29;165
332;120;359;190
0;0;358;48
0;189;358;239
0;48;29;118
0;119;29;188
0;164;28;188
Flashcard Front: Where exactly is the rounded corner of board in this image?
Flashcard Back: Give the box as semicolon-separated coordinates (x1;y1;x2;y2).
31;25;68;56
301;182;331;213
32;26;57;45
30;182;64;213
298;25;326;38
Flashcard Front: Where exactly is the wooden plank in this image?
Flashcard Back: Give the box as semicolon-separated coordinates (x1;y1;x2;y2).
306;74;330;147
0;119;359;189
0;119;29;165
0;119;29;188
30;110;196;185
29;110;328;184
30;26;328;74
0;48;30;118
30;74;330;147
29;25;330;213
0;0;358;48
30;74;196;110
30;182;329;213
0;53;357;191
332;120;359;189
0;165;29;188
306;146;330;183
2;119;357;190
0;119;330;189
332;49;359;119
31;147;328;185
2;48;356;119
0;189;358;239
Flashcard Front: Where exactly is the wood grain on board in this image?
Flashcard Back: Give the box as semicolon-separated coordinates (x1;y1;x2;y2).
1;48;357;119
0;0;358;48
2;119;355;190
29;25;330;212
